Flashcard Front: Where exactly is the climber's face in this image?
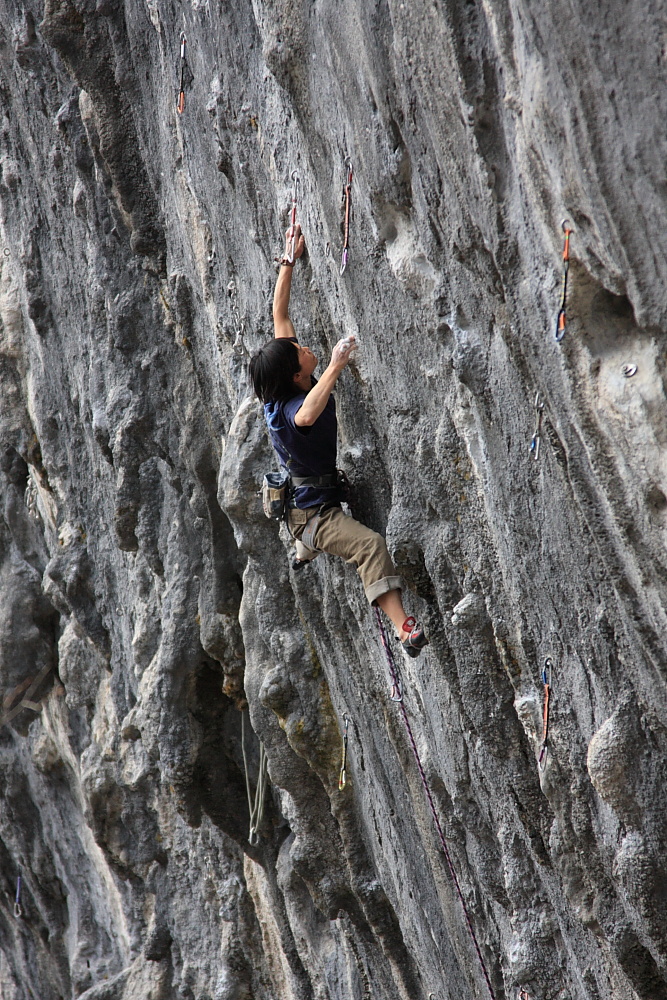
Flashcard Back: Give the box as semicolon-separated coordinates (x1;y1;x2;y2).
294;343;317;381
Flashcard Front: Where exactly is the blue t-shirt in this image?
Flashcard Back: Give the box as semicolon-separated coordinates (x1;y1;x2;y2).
265;386;341;509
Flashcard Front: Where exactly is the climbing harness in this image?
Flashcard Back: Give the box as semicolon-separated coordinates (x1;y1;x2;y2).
177;32;187;114
374;606;403;702
538;658;553;770
340;158;353;275
14;870;22;919
241;710;269;845
376;610;497;1000
529;392;544;461
555;220;573;341
339;713;350;790
285;171;300;264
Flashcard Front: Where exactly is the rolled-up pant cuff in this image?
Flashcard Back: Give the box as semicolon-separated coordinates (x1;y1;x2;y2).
366;575;403;606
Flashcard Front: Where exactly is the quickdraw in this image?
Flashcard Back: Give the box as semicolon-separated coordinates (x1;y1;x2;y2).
374;606;403;702
14;870;22;919
177;32;187;115
529;392;544;461
339;713;350;791
538;657;553;770
241;710;269;845
340;158;353;275
285;170;300;264
555;220;573;341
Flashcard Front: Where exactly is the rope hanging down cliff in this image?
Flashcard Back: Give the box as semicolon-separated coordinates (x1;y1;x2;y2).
241;710;269;845
376;616;497;1000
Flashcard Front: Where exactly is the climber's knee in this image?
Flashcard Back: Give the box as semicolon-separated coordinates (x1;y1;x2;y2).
366;575;403;606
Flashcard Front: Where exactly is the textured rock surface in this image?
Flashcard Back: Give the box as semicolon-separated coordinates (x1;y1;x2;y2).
1;1;667;998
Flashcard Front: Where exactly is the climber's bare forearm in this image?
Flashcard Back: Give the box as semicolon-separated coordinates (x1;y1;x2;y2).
273;265;296;339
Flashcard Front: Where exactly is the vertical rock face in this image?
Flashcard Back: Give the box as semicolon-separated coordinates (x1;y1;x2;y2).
0;1;666;998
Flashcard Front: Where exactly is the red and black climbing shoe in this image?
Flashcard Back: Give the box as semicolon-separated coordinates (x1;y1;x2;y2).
401;617;429;658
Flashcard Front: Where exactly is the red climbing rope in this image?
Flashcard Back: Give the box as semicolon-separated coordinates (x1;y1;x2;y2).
374;608;497;1000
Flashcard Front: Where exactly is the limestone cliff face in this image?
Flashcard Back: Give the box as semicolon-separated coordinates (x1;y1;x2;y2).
1;1;667;998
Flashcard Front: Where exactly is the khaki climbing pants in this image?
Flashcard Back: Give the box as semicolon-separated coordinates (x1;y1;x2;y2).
288;505;401;605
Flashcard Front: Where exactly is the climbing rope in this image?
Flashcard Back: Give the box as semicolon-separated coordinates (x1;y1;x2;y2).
375;611;497;1000
555;220;573;341
177;32;187;114
538;658;553;770
374;607;403;702
14;869;22;919
529;392;544;461
285;170;300;264
340;158;353;275
339;713;350;790
241;710;269;845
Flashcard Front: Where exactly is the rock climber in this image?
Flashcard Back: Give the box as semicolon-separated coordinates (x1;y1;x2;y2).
249;225;428;657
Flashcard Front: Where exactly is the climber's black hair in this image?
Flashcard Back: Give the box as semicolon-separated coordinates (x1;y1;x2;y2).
249;338;301;404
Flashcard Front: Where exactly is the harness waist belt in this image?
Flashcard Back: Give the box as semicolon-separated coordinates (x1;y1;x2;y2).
291;472;338;488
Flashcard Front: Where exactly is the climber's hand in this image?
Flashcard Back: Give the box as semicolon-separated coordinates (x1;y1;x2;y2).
285;224;305;260
330;334;357;371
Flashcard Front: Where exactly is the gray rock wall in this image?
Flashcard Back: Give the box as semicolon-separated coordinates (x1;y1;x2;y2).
1;1;666;998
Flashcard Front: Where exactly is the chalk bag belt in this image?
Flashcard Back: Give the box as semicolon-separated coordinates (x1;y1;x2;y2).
555;219;573;341
290;473;339;488
538;657;553;770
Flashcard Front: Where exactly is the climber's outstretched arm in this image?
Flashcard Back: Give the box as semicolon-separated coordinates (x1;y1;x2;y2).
273;224;305;339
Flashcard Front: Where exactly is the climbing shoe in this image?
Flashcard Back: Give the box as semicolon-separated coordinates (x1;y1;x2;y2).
402;617;429;658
